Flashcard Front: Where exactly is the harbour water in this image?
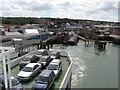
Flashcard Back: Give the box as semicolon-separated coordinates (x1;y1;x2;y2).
53;40;118;88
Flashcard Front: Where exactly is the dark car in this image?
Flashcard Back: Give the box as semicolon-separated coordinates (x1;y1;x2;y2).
48;51;60;59
19;55;40;69
34;49;48;58
37;56;51;68
0;75;23;90
32;69;55;90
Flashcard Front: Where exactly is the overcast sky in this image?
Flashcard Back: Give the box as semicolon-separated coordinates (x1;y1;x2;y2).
0;0;119;22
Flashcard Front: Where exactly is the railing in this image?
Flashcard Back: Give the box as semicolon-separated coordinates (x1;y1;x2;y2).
1;41;13;46
59;51;73;89
10;50;36;68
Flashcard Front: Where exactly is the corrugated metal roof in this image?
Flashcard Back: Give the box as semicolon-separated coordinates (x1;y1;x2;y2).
25;29;39;34
5;32;22;35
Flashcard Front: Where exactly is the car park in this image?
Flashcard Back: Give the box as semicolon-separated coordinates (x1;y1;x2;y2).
34;49;48;58
0;75;23;90
17;63;42;81
47;59;62;78
19;55;39;69
48;51;60;59
32;69;55;90
37;55;51;68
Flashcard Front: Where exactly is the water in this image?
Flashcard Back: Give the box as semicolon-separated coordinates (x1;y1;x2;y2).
53;40;118;88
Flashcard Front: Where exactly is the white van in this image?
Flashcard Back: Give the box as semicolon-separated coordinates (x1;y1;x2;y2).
47;59;62;78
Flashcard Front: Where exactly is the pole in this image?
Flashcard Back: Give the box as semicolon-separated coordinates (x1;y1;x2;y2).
84;25;86;44
7;51;12;88
2;50;8;89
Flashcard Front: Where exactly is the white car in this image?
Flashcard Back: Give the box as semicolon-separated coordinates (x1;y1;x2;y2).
34;49;48;58
48;51;60;59
47;59;62;78
17;63;42;81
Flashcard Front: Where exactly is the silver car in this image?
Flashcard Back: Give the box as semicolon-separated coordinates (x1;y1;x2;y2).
19;55;39;69
17;63;42;81
48;51;60;59
38;55;51;68
34;49;48;58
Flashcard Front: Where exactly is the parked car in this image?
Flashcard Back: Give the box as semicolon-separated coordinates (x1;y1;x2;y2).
48;51;60;59
17;63;42;81
0;75;23;90
34;49;48;58
37;56;51;68
47;59;62;78
19;55;40;69
32;69;55;90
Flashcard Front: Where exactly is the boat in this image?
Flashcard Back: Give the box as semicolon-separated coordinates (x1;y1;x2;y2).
1;49;73;89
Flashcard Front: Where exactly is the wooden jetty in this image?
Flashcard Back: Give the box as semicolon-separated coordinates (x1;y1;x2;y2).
63;32;79;45
94;40;107;50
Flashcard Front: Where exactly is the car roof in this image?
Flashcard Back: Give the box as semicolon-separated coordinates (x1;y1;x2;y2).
24;55;34;58
41;55;49;58
50;51;58;54
50;59;61;65
37;49;46;52
26;63;38;67
49;49;61;52
39;69;52;77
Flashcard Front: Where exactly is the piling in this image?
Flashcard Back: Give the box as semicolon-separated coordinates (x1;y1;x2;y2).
94;40;107;50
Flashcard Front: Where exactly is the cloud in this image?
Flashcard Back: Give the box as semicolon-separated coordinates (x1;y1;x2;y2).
0;0;119;22
28;2;53;11
59;1;71;7
101;2;117;12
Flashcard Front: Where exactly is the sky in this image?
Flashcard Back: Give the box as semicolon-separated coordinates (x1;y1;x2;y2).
0;0;119;22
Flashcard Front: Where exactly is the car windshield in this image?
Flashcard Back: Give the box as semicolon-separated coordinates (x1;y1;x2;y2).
22;57;31;61
12;78;19;86
40;58;46;62
48;64;58;70
35;51;42;55
22;67;32;72
36;76;48;84
49;52;56;56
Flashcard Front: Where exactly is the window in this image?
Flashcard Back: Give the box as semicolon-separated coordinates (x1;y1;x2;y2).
36;76;48;84
33;65;39;70
22;57;31;61
58;63;60;68
22;67;33;72
48;64;58;70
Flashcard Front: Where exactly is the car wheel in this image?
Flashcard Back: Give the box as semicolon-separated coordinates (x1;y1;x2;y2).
60;68;62;72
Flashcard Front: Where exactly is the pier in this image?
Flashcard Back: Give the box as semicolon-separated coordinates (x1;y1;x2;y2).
94;40;107;50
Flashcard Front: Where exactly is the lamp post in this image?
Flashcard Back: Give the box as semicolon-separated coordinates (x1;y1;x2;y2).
2;50;8;89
